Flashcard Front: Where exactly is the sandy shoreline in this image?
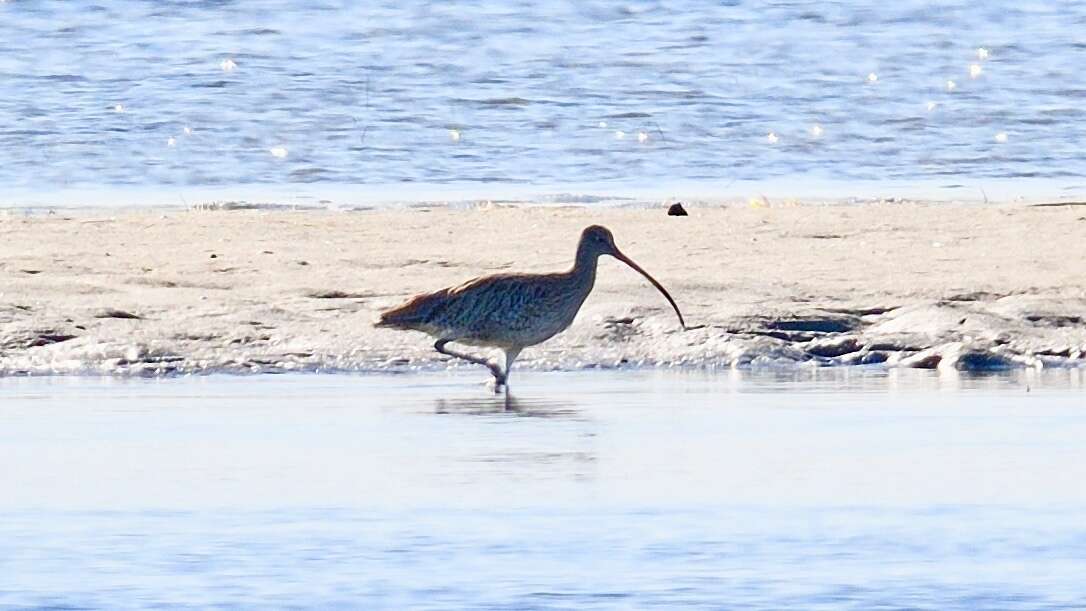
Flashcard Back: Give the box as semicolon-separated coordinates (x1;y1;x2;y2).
2;202;1085;376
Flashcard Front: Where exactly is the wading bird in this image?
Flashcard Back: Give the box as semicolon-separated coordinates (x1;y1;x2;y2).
375;225;686;390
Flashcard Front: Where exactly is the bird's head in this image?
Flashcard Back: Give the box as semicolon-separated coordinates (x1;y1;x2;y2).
579;224;618;257
576;224;687;330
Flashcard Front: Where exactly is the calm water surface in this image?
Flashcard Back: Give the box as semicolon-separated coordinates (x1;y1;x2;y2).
2;369;1085;608
1;1;1086;202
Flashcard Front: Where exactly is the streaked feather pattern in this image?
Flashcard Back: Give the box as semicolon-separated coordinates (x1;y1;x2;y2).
378;270;594;347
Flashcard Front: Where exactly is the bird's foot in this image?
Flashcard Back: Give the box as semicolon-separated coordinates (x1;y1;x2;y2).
485;362;507;392
485;377;507;394
485;373;509;394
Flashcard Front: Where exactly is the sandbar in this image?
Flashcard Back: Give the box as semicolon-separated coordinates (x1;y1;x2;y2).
2;202;1084;375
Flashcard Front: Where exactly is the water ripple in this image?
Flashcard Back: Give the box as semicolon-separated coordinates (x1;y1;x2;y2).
0;0;1084;193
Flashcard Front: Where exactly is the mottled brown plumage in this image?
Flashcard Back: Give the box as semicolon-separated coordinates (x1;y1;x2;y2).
376;225;685;389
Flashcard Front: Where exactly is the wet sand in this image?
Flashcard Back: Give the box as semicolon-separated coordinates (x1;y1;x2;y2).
1;202;1085;375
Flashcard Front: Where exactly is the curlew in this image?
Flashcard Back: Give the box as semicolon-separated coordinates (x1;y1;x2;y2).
375;225;686;390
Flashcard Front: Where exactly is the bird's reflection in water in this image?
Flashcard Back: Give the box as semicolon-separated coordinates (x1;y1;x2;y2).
433;393;581;419
434;393;596;476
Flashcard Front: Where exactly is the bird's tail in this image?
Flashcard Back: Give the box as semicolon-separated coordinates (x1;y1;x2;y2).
373;290;447;330
372;310;398;328
373;306;409;329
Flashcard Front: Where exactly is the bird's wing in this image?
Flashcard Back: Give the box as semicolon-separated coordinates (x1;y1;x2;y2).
444;274;558;332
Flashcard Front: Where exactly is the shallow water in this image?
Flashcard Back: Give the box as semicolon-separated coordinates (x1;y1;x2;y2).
2;370;1085;608
2;1;1086;204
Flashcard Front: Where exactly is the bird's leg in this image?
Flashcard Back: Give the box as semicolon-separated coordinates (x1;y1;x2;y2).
434;339;505;385
502;347;522;390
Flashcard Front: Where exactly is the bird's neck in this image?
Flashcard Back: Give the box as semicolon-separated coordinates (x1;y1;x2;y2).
569;244;599;289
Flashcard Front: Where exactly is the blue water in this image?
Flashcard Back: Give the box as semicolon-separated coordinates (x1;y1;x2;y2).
2;1;1086;198
2;370;1086;608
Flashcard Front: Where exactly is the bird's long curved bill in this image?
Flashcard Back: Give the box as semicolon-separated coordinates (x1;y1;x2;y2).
612;249;687;330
